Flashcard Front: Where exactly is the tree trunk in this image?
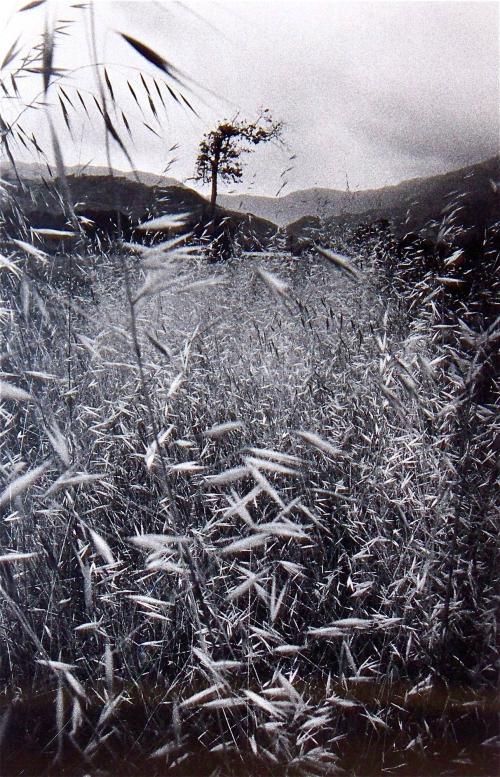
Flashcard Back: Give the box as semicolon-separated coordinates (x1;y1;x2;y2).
210;159;218;219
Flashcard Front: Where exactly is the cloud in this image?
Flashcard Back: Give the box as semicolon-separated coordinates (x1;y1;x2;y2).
1;0;498;193
349;86;498;168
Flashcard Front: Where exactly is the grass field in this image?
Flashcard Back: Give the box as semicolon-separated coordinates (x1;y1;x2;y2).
0;1;498;772
0;220;498;775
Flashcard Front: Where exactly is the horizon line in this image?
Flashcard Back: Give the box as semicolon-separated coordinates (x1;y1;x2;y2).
1;154;497;200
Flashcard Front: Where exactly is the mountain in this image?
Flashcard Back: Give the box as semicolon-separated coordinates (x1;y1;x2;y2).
2;157;497;250
218;190;348;226
0;159;181;190
218;157;499;229
0;164;278;252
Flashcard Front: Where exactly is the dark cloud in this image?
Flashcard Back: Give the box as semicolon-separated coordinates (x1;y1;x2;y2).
351;87;498;167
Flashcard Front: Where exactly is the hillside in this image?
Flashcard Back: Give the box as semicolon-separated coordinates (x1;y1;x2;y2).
218;156;499;229
2;157;497;248
0;166;278;250
0;159;181;189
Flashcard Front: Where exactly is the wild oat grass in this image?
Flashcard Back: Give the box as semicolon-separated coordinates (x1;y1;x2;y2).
0;217;497;775
0;5;498;775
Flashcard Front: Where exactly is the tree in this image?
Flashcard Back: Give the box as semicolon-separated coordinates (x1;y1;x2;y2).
194;111;283;218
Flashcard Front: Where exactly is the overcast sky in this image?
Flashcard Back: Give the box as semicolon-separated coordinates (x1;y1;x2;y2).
0;0;498;196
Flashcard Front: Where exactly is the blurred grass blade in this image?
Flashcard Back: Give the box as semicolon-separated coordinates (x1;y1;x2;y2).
0;461;50;509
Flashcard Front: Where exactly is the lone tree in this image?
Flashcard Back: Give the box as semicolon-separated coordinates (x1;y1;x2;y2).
194;111;283;218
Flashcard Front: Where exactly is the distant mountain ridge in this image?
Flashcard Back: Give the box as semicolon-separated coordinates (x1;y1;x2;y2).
1;156;498;243
218;157;499;227
0;160;182;190
0;161;278;252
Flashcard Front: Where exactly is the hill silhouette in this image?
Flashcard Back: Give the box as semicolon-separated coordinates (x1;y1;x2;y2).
218;157;499;231
1;157;497;248
0;163;278;251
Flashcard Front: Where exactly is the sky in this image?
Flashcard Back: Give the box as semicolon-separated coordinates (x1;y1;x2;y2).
0;0;498;197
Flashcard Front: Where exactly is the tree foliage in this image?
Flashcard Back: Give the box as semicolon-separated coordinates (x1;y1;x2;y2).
194;110;283;215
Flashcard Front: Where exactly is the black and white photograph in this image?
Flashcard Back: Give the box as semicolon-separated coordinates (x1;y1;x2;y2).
0;0;498;774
